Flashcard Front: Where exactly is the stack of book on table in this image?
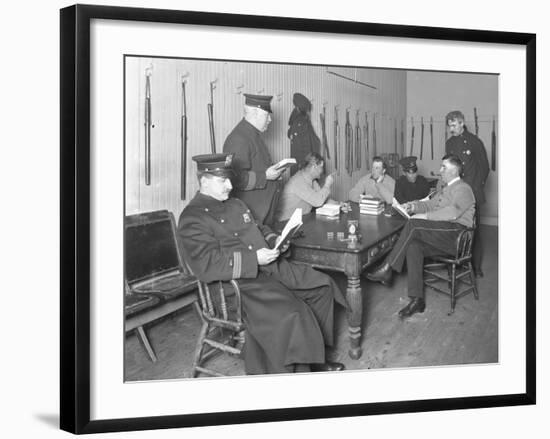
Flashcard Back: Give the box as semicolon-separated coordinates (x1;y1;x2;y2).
359;195;385;215
316;203;341;218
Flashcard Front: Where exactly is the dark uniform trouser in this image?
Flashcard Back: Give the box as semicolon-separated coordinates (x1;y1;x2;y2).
386;219;466;299
472;203;482;272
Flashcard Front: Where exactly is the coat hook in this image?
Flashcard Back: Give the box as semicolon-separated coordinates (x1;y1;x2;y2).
181;72;189;83
145;64;153;76
276;92;284;101
235;84;245;95
257;88;265;94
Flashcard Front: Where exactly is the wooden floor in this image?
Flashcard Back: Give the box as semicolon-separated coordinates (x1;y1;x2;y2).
125;224;498;381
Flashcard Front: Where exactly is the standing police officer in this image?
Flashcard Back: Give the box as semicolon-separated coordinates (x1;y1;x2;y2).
223;93;283;227
445;110;490;277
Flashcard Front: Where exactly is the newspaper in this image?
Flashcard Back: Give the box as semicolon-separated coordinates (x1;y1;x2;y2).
274;208;302;249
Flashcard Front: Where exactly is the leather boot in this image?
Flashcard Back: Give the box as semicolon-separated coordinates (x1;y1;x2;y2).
365;261;393;286
398;297;426;319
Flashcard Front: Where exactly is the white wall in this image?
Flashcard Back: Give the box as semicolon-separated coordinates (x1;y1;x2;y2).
2;1;547;439
125;58;406;218
406;71;499;224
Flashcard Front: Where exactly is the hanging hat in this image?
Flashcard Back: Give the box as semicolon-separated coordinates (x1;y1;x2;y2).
244;93;273;113
192;153;235;178
292;92;312;113
399;156;418;173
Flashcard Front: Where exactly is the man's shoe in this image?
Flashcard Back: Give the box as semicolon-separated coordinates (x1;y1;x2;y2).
398;297;426;319
474;268;484;278
311;361;345;372
366;262;393;286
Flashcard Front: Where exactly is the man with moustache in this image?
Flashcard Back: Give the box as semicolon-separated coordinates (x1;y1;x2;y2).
445;110;490;277
178;153;347;375
223;93;284;226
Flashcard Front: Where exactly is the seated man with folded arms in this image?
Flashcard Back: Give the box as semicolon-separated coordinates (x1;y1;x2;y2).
276;152;334;222
178;152;347;375
365;154;475;319
348;156;395;204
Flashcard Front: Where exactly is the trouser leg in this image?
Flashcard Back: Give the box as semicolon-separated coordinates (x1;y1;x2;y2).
406;240;425;299
386;219;465;272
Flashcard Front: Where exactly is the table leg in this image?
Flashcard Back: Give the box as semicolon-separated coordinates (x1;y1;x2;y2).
346;275;363;359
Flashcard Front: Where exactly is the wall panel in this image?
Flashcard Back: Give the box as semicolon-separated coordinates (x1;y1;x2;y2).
125;58;407;219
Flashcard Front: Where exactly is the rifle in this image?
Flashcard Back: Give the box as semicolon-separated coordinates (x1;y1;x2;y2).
401;119;405;155
372;113;377;157
333;106;339;171
207;80;217;153
364;112;369;169
430;116;434;160
144;72;152;186
180;78;188;200
394;118;398;154
345;109;352;175
491;116;496;171
474;107;479;136
409;116;415;156
355;110;361;170
420;116;424;159
320;106;330;160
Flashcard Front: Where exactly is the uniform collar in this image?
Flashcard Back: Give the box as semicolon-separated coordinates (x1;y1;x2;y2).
239;117;262;135
446;177;460;187
190;191;228;212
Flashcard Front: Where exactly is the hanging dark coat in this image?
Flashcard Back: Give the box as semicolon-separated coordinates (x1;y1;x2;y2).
287;109;321;175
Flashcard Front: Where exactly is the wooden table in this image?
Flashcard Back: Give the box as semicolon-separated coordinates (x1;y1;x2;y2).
287;204;405;359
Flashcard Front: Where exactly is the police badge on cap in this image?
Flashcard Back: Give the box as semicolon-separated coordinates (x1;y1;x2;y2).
399;156;418;173
192;153;235;178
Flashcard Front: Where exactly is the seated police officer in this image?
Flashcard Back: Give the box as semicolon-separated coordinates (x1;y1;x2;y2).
177;153;347;375
393;156;431;204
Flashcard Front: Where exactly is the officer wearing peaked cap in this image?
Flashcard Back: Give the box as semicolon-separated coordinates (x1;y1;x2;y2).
223;93;283;226
394;156;431;204
445;110;490;278
177;152;347;375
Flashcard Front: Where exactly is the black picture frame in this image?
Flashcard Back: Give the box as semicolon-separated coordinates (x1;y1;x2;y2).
60;4;536;434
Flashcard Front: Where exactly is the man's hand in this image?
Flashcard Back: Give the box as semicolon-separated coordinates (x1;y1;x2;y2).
266;164;284;181
404;202;415;214
256;247;280;265
376;174;385;183
275;236;290;253
324;173;334;188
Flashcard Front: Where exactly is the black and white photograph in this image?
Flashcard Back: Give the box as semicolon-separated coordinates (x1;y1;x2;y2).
48;1;540;436
123;57;499;381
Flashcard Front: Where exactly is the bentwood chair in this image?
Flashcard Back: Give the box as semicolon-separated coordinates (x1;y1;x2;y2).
423;224;479;315
191;279;245;377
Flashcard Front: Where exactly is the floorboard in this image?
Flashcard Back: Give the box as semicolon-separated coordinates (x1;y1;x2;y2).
125;224;498;381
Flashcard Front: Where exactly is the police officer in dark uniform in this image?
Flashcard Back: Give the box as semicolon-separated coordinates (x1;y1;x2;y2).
177;153;347;375
394;156;431;204
445;110;490;277
223;93;283;227
287;92;321;176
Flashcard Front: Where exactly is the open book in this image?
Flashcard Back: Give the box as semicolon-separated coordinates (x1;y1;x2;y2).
391;198;411;219
274;208;303;250
273;157;297;171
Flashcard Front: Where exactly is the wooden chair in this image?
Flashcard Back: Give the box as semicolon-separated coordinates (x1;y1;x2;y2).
423;226;479;315
191;279;245;378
